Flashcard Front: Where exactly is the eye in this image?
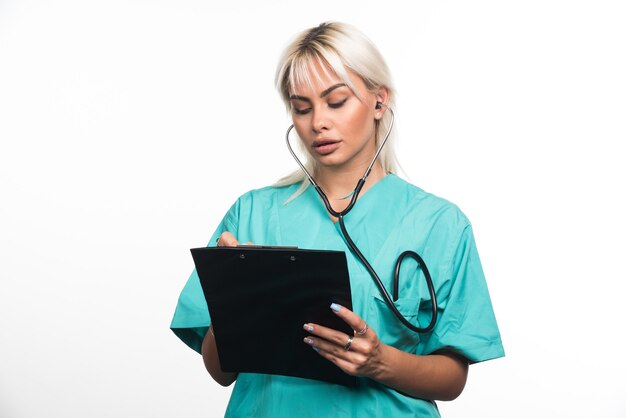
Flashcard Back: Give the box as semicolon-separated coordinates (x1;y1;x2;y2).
293;107;311;115
328;98;348;109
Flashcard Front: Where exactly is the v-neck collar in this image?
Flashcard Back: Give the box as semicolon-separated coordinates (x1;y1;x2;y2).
276;173;410;274
304;174;397;225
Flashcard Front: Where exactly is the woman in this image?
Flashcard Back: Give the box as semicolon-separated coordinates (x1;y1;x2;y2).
171;22;504;417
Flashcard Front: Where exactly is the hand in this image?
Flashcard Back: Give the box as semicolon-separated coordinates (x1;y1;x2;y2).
216;232;253;247
303;303;387;379
216;232;239;247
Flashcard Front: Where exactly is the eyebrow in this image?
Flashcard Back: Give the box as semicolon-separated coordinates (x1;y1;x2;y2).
289;83;347;102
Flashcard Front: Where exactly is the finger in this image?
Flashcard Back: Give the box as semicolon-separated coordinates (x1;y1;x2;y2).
303;325;373;360
304;337;367;376
329;303;368;336
303;323;354;348
216;232;239;247
303;335;356;360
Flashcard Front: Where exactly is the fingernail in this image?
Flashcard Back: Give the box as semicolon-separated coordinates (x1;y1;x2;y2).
330;303;342;312
312;347;320;353
303;324;314;332
304;337;314;345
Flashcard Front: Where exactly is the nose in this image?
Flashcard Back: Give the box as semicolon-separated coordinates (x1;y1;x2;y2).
311;107;331;134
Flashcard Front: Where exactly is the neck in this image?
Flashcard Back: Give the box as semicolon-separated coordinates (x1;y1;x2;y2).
315;161;386;202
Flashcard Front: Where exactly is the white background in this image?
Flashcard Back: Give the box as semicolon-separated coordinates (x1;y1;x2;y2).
1;1;625;417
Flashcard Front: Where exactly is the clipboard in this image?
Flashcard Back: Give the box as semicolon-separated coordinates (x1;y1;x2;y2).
191;246;356;387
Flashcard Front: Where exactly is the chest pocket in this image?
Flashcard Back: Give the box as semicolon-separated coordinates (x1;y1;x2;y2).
368;293;423;353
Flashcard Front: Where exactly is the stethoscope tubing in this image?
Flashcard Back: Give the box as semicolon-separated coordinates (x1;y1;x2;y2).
338;215;438;333
285;105;438;334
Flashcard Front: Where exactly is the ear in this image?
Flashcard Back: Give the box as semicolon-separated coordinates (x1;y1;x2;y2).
374;87;390;119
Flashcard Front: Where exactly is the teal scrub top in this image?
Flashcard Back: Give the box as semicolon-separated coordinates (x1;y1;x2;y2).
171;174;504;417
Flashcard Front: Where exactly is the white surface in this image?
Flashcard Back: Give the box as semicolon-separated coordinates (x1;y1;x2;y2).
1;1;625;417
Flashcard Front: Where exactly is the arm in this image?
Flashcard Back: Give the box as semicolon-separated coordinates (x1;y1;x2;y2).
375;346;468;400
303;304;468;401
201;325;238;387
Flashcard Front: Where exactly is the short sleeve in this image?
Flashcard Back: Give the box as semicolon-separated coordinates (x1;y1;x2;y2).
170;201;239;353
417;224;505;363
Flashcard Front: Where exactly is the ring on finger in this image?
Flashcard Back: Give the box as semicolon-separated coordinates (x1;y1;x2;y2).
343;336;353;351
356;324;368;336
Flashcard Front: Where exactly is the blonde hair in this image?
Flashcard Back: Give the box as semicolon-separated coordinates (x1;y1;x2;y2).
274;22;398;198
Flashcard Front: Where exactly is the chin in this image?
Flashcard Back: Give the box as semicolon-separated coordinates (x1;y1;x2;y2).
315;156;348;168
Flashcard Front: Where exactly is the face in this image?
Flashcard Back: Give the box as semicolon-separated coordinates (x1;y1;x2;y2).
289;63;386;171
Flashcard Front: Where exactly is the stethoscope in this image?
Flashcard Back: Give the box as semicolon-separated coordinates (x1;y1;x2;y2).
285;102;438;334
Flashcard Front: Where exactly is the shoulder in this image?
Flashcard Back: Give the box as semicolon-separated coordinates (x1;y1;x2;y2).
224;183;301;218
387;174;471;231
236;183;299;206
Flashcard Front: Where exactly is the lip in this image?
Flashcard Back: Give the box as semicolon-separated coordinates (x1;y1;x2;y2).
312;139;341;156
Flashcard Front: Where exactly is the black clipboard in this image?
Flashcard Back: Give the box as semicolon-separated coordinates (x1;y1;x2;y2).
191;246;356;387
